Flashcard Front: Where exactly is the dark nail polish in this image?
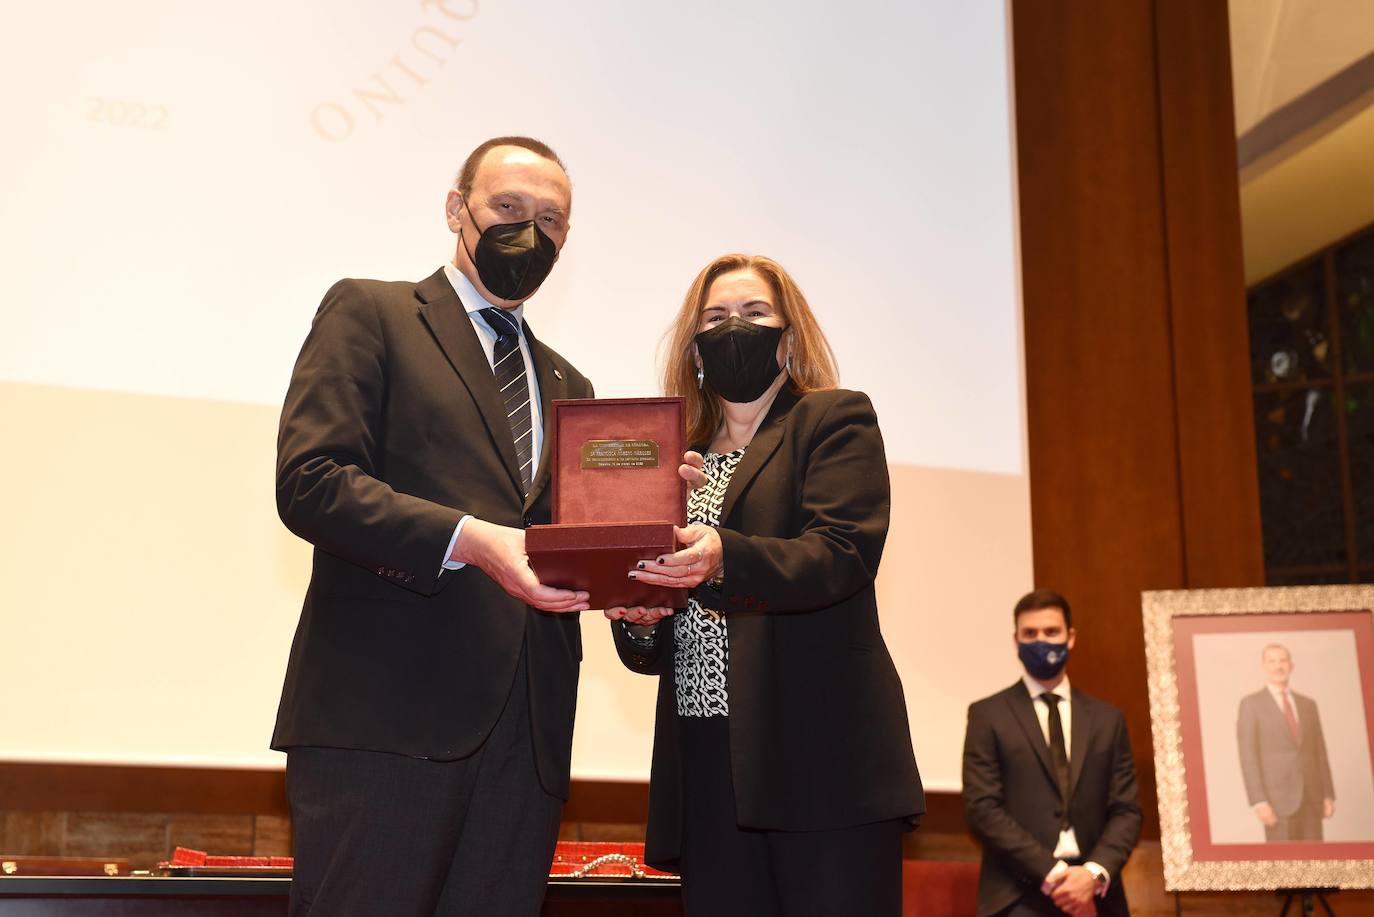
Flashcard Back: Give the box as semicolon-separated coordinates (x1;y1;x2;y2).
636;561;646;570
628;572;637;580
656;557;666;565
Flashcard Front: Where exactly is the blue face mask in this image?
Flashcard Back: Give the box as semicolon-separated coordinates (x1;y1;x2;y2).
1018;640;1070;680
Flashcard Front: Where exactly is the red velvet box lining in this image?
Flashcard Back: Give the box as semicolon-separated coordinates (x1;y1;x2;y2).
550;398;687;526
529;398;688;609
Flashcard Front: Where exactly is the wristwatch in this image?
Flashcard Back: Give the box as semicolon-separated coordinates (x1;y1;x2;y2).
1084;862;1109;896
703;558;725;591
619;621;658;648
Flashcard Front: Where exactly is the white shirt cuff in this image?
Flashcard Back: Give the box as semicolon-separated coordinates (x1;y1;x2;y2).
1084;861;1110;894
441;515;473;571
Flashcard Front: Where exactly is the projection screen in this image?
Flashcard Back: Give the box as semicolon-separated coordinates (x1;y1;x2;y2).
0;0;1030;792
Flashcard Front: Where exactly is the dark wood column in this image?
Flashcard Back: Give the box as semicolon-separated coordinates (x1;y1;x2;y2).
1012;0;1264;837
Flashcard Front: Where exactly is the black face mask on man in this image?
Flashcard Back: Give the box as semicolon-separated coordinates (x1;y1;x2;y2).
461;200;558;302
694;317;788;404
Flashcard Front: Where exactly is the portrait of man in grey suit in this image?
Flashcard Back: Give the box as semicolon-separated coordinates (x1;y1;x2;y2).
1236;643;1336;841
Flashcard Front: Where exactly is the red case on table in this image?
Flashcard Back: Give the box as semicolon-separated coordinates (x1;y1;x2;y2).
548;841;678;880
526;397;688;610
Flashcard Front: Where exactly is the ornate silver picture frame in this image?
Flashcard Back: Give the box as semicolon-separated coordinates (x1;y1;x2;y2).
1143;585;1374;890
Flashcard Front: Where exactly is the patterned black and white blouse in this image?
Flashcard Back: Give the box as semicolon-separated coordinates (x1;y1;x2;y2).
674;446;746;718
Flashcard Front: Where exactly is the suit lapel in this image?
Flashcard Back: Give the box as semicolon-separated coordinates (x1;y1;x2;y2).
1255;689;1298;748
1006;684;1059;793
716;387;798;525
414;269;524;496
1068;689;1092;800
1295;693;1316;748
522;323;565;513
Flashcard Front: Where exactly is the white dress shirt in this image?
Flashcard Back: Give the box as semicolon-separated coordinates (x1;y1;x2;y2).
1024;672;1073;758
1021;674;1110;895
439;263;544;570
1267;683;1300;725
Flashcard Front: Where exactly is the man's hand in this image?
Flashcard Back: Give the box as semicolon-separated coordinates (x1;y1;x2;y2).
629;524;722;589
452;518;589;612
1324;797;1336;819
1048;866;1097;916
1061;898;1097;917
604;606;674;625
1255;802;1278;827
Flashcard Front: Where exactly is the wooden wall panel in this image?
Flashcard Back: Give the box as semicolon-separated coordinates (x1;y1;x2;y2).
1153;0;1266;587
1012;0;1265;840
1013;0;1183;839
0;762;968;837
0;764;288;816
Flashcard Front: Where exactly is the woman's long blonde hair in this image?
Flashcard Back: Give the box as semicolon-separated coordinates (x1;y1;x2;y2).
661;254;839;446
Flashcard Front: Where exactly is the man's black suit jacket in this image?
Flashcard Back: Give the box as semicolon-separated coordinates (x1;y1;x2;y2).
272;269;592;798
963;682;1141;917
613;388;924;865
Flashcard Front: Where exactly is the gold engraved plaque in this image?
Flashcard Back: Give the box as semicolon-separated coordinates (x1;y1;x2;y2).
581;439;660;469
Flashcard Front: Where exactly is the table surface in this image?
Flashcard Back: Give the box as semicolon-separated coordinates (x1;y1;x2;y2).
0;875;680;899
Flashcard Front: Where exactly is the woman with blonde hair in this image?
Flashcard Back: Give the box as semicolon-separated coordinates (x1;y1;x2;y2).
608;254;924;916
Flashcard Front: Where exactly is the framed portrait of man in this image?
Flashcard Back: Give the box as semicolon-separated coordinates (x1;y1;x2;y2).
1143;585;1374;890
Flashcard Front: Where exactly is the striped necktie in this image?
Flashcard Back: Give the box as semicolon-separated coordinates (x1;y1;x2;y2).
478;307;534;492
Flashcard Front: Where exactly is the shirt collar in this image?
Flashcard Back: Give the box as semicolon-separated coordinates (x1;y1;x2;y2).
1266;683;1291;700
1023;672;1071;703
443;262;525;325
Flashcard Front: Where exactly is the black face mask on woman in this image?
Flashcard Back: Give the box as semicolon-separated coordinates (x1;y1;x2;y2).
694;316;787;404
461;201;559;301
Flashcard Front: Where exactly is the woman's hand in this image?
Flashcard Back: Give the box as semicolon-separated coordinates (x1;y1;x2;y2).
629;524;723;589
604;606;674;625
679;451;706;490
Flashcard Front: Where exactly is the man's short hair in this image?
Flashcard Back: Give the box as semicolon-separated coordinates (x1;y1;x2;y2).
1013;589;1072;629
1262;643;1291;660
454;136;567;198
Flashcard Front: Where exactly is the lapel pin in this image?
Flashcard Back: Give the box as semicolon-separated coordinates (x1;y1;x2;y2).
553;368;564;380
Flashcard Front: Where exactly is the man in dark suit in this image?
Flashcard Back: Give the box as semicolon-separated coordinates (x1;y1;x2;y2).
963;590;1141;917
1236;643;1336;841
272;136;596;916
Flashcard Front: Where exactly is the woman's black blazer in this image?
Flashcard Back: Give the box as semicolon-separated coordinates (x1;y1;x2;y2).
612;387;924;864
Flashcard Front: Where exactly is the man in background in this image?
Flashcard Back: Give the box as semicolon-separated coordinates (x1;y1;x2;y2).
273;136;593;916
963;590;1141;917
1237;643;1336;841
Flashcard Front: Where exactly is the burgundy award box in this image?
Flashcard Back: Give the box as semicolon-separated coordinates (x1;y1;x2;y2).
526;397;688;610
